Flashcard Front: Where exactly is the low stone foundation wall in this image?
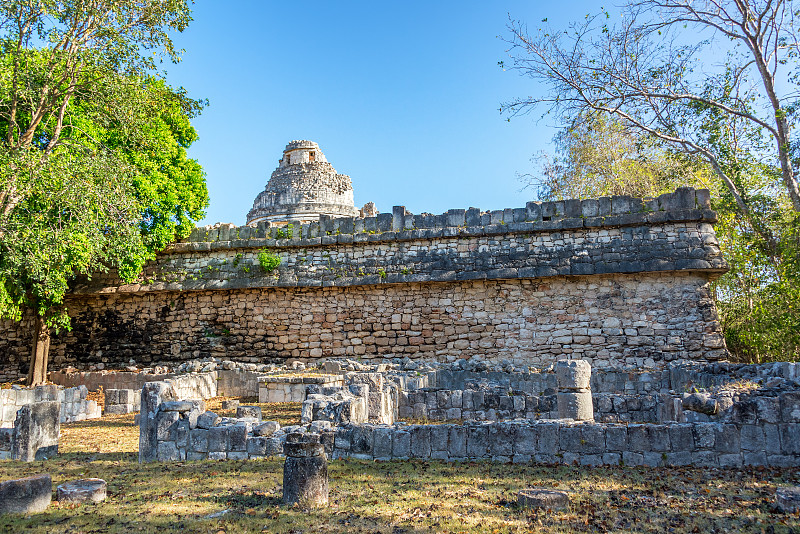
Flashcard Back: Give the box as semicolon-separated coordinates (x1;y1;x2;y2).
104;389;142;415
259;375;344;403
430;361;800;396
217;369;263;397
326;418;800;467
138;381;295;462
136;355;800;467
1;385;100;427
398;388;690;424
51;369;177;392
52;368;268;400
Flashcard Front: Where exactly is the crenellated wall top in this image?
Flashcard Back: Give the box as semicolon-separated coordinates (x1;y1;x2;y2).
190;187;715;252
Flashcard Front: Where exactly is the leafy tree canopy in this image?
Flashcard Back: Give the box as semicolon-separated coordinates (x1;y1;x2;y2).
0;0;207;384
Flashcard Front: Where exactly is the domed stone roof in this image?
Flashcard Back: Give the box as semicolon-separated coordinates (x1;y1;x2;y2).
246;141;359;226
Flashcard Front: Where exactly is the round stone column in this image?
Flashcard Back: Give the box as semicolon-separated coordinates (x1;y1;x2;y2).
556;359;594;421
282;433;328;506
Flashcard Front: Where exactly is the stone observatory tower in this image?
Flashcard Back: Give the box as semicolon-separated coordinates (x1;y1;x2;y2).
246;140;359;226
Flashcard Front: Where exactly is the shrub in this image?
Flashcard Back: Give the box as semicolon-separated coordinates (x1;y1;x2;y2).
257;249;280;273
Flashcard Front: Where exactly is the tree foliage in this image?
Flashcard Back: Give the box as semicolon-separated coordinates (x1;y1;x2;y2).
502;0;800;243
503;0;800;363
0;0;207;384
529;111;711;201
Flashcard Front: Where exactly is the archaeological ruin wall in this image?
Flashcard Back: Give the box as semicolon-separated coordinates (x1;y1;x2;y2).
0;188;729;380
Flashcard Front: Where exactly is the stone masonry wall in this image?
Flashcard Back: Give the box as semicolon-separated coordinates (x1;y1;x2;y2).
1;273;723;378
0;385;100;427
326;417;800;467
0;188;728;379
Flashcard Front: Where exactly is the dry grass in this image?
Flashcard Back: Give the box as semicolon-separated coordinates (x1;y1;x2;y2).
0;400;797;533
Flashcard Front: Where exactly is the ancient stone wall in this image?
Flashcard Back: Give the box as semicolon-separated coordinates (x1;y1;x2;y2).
0;385;100;427
0;188;729;379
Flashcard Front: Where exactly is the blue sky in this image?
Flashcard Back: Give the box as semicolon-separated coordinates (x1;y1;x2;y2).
165;1;606;226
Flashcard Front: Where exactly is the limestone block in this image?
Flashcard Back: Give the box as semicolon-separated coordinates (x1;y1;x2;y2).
756;397;781;423
779;424;800;455
196;411;220;429
580;425;606;454
682;393;718;415
514;426;536;456
668;424;694;451
253;421;280;437
410;426;431;458
466;425;489;458
776;486;800;514
236;406;262;421
714;424;741;454
626;424;651;452
190;429;208;452
692;423;717;449
155;410;180;441
430;425;449;452
0;474;51;514
207;426;228;452
105;389;119;405
535;423;560;456
57;479;107;505
557;391;594;421
489;424;515;457
780;392;800;423
350;425;374;457
740;425;765;451
12;401;60;462
373;427;393;459
263;437;283;456
157;441;179;461
0;428;12;453
518;488;569;510
392;430;411;459
556;360;591;390
333;427;351;451
246;436;269;456
742;451;767;466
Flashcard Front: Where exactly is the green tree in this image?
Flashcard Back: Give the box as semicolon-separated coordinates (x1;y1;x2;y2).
528;111;711;201
502;1;800;242
0;0;207;385
525;91;800;361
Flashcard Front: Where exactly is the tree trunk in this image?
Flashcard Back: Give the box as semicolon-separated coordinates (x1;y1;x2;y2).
26;316;50;386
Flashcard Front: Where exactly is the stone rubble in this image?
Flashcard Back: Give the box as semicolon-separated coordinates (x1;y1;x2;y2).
56;478;107;504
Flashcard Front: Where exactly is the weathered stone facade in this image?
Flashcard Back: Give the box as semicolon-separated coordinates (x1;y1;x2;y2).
0;188;728;379
246;140;359;225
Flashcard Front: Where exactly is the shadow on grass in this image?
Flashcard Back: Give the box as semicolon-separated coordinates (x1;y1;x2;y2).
0;458;796;533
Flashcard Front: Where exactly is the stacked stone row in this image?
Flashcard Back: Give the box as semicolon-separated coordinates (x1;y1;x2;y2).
556;360;594;421
101;218;727;297
0;385;99;427
191;187;712;244
153;406;285;461
398;388;558;421
104;389;142;415
258;374;344;403
325;418;800;467
139;382;289;463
